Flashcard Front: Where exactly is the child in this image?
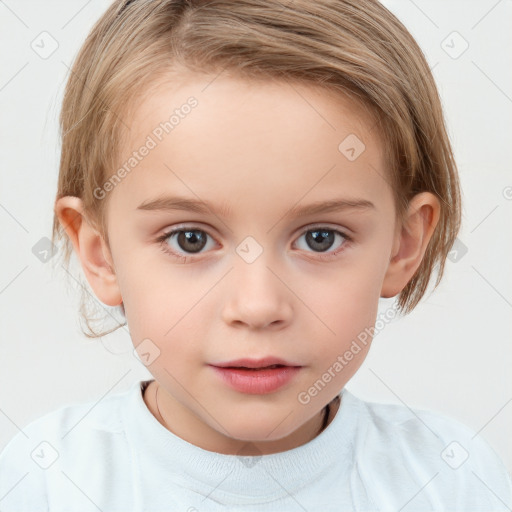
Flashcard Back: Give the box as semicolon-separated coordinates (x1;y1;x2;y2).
1;0;510;510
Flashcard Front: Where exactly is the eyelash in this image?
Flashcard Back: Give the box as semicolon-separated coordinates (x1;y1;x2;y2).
155;224;352;263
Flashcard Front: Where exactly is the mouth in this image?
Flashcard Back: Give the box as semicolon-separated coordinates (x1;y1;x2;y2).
211;357;300;369
222;364;287;370
209;358;302;394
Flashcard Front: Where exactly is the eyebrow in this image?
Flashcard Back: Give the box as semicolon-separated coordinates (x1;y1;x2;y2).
136;195;375;217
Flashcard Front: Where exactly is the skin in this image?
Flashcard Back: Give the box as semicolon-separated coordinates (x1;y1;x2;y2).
55;72;440;456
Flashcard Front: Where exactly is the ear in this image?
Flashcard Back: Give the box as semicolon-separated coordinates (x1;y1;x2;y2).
54;196;122;307
381;192;441;298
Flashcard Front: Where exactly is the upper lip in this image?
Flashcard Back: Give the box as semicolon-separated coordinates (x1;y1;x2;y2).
210;357;301;369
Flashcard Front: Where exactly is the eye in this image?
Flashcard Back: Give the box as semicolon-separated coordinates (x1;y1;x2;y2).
156;226;217;262
156;224;352;263
293;226;351;260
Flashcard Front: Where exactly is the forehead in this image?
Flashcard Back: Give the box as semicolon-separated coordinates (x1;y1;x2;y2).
128;71;379;148
108;72;391;218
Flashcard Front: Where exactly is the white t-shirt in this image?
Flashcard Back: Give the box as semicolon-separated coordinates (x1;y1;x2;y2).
0;379;510;511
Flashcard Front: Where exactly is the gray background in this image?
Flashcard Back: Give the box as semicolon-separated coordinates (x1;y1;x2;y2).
1;0;511;476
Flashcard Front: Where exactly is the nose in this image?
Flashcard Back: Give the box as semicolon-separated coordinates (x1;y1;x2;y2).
221;251;293;331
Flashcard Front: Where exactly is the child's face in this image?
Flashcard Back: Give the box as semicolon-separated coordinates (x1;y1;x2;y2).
100;72;402;452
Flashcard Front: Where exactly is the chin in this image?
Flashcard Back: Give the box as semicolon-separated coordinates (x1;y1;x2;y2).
221;414;302;445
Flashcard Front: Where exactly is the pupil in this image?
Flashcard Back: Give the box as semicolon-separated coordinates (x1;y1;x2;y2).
178;230;206;253
306;230;334;252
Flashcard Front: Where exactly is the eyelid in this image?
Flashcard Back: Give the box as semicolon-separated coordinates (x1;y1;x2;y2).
156;223;219;247
293;222;354;249
157;222;218;240
295;222;352;236
157;222;352;241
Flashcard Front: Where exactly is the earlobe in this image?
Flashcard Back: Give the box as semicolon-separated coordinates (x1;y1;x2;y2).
381;192;440;299
54;196;122;307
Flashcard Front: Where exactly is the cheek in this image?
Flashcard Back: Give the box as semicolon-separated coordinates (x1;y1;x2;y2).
296;277;377;408
316;262;383;327
304;263;382;381
118;263;215;354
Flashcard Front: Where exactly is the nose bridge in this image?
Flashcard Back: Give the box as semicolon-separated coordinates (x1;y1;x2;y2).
234;241;276;293
221;235;293;329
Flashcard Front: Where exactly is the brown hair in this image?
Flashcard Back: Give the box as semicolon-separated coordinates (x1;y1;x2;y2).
51;0;461;338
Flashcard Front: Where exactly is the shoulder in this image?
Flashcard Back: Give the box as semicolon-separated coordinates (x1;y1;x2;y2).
0;382;134;510
346;390;512;511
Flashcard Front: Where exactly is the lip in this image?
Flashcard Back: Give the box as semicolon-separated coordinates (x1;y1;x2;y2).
211;357;299;369
209;357;302;394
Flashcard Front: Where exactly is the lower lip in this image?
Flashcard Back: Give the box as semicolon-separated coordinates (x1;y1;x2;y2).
210;365;302;394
